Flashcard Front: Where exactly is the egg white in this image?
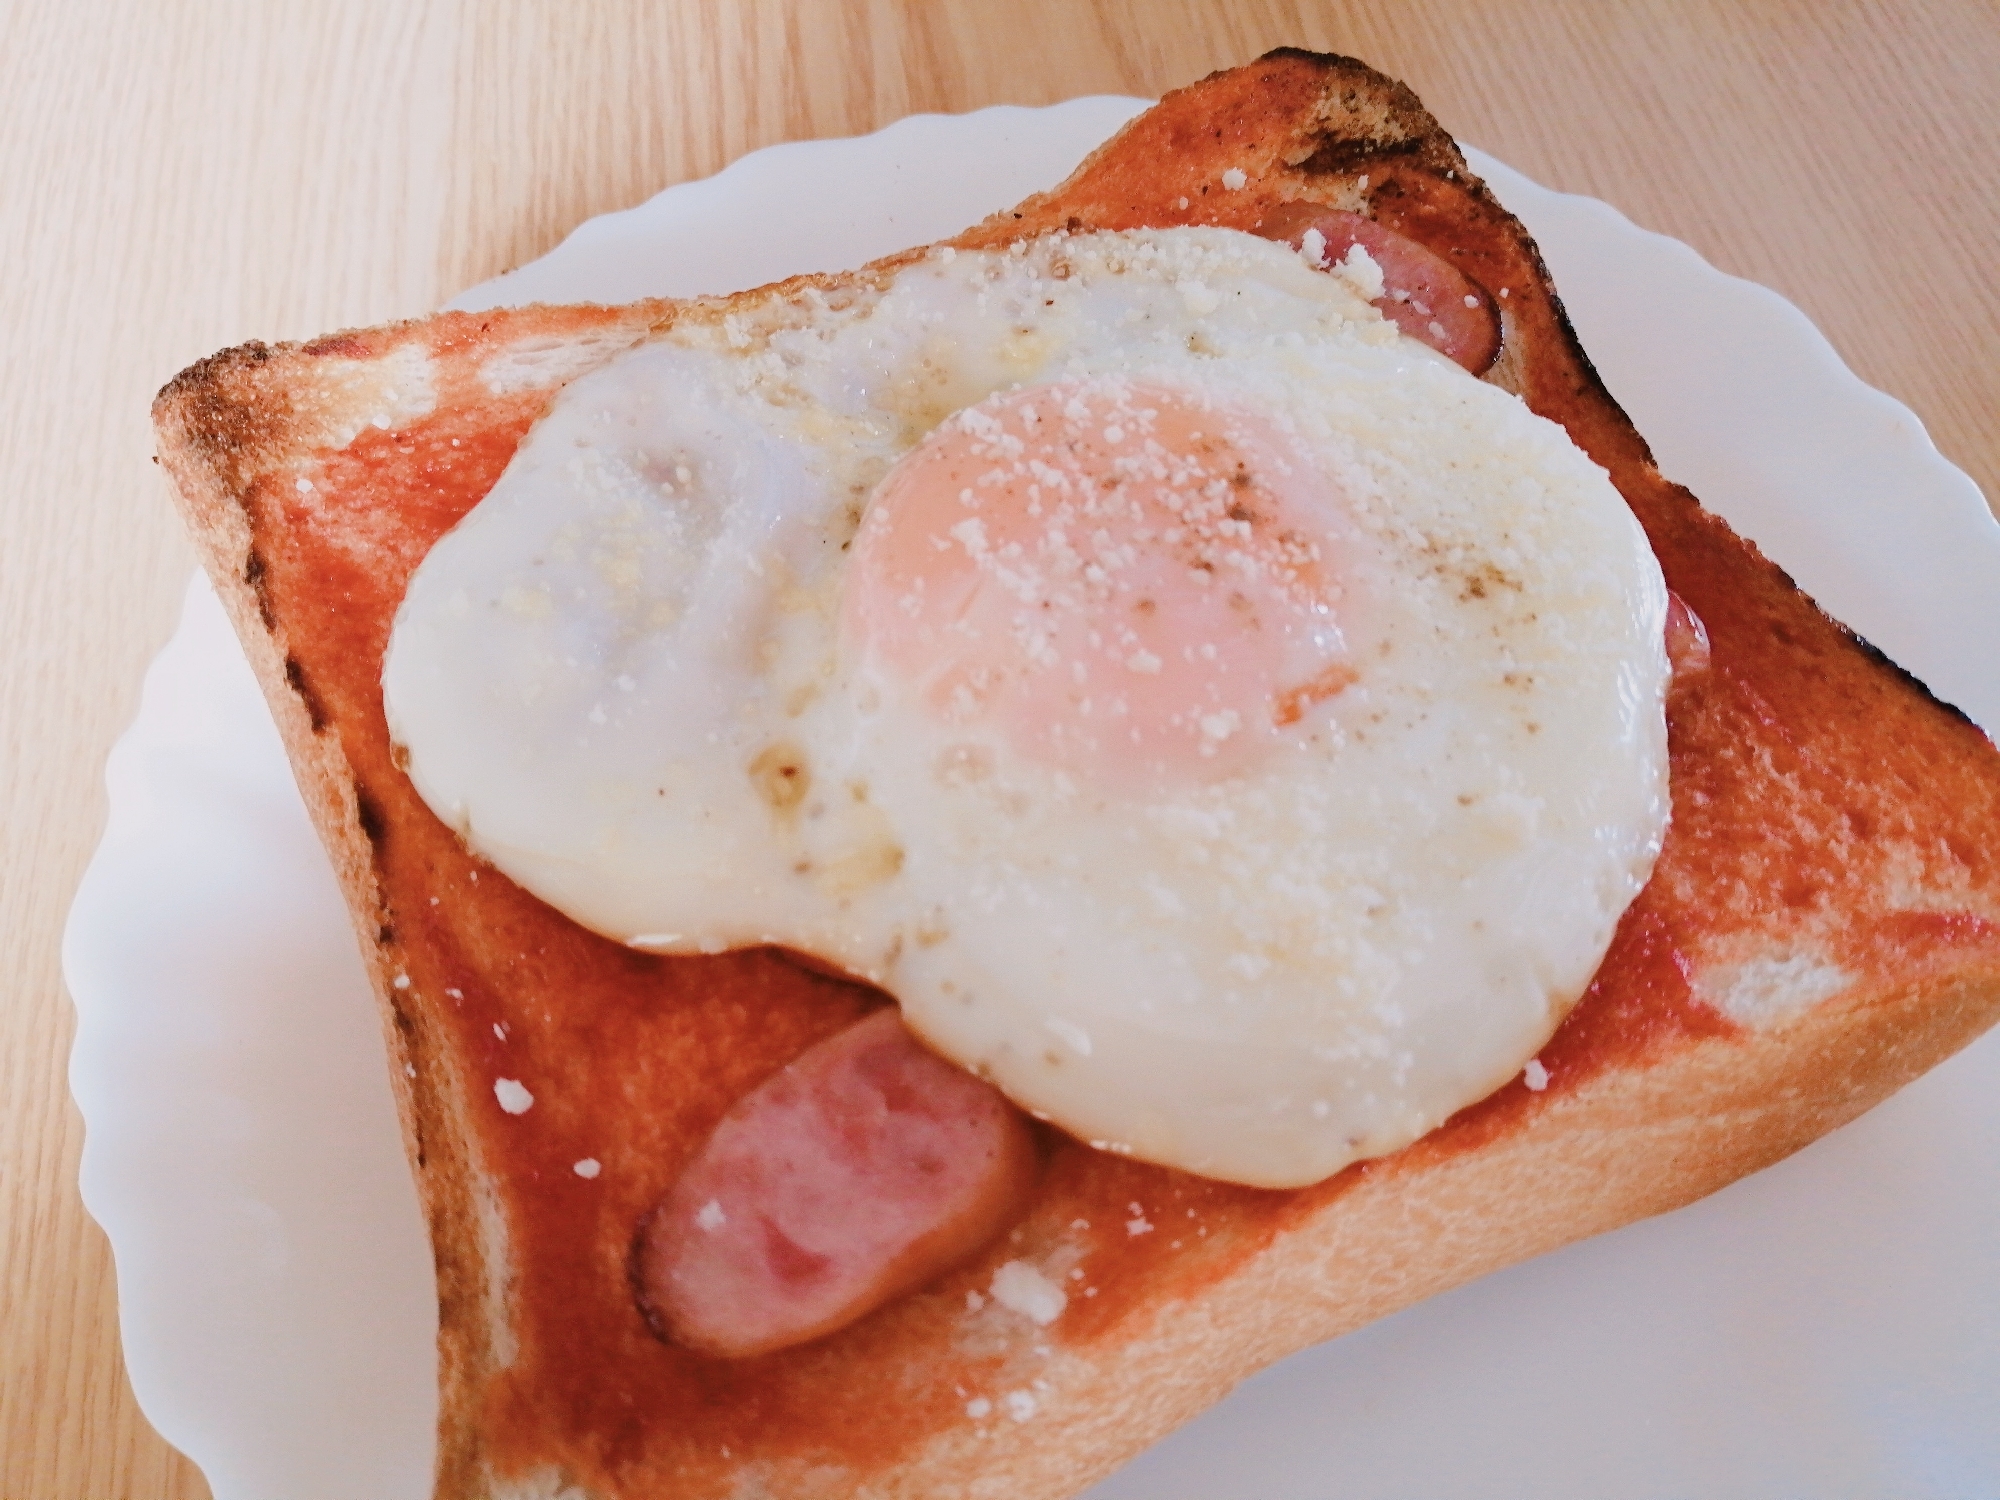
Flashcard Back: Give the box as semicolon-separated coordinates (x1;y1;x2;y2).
384;229;1670;1188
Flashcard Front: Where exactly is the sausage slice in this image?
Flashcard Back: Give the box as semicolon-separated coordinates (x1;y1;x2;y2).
633;1008;1037;1358
1257;204;1502;374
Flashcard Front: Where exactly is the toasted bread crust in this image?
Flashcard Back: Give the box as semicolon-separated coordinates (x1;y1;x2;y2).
153;51;2000;1500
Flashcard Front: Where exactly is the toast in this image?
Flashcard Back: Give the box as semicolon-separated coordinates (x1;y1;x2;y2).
153;50;2000;1500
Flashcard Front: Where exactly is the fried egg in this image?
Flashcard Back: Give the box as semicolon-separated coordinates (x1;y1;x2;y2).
383;228;1671;1188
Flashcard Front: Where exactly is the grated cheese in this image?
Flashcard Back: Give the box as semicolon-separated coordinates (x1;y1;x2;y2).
990;1260;1067;1325
493;1078;533;1114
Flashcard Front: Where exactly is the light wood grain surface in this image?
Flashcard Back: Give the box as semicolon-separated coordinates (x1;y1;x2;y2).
5;3;1995;1495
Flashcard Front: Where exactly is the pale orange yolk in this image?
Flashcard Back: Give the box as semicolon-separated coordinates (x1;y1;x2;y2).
845;378;1356;790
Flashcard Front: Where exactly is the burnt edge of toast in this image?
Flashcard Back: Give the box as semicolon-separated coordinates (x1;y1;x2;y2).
1283;53;1662;467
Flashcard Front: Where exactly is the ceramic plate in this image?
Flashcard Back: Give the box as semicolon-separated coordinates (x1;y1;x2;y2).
68;98;2000;1500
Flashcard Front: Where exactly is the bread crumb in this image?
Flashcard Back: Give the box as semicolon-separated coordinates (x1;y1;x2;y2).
966;1397;991;1420
494;1078;533;1114
695;1198;727;1231
1221;167;1248;191
393;973;410;991
1005;1390;1038;1422
1523;1058;1550;1091
573;1158;601;1179
966;1289;985;1312
1126;1216;1154;1237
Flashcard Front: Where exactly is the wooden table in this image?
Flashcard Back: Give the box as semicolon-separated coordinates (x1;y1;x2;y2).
5;3;1995;1495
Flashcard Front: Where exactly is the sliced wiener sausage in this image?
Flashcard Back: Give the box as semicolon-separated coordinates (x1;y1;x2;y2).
633;1008;1037;1358
1256;204;1502;374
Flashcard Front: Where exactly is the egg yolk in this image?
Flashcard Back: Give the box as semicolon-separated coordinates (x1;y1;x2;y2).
845;378;1356;790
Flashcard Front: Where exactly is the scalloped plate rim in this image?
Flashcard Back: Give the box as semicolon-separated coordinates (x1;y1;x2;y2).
66;96;2000;1500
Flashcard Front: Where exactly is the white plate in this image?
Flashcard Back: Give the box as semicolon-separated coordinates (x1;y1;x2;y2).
68;98;2000;1500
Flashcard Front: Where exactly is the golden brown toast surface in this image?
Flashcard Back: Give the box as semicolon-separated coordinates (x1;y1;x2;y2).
154;51;2000;1500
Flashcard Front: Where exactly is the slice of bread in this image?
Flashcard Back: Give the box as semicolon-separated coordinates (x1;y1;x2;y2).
153;50;2000;1500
